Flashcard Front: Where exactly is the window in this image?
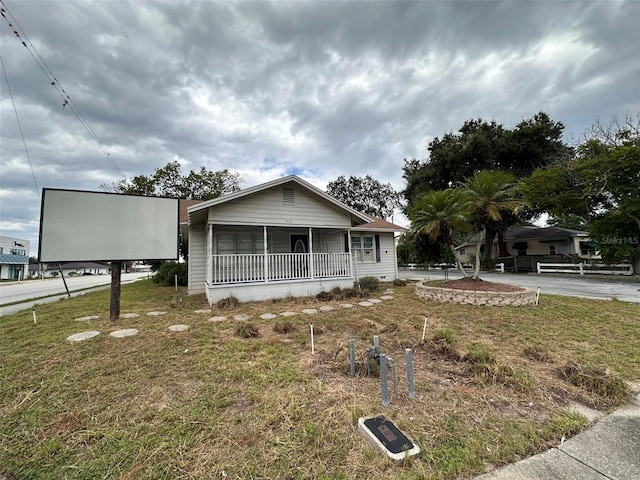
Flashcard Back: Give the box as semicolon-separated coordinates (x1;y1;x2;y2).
216;233;264;254
548;245;556;255
459;247;466;256
352;235;375;263
10;248;26;256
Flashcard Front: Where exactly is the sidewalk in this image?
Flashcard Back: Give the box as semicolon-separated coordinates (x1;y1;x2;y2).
476;394;640;480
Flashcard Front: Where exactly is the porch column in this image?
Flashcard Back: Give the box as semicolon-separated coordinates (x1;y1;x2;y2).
263;226;269;283
308;227;314;279
207;224;213;284
347;230;355;280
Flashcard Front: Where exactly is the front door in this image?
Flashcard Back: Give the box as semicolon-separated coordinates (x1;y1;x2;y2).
291;235;308;253
290;234;309;278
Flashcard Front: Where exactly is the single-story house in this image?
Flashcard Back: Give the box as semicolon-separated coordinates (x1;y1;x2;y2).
185;175;405;304
456;226;599;263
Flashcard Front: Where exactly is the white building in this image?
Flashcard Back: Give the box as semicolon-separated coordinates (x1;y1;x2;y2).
0;236;30;280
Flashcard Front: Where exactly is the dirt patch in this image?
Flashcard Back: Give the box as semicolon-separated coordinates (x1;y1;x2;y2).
442;278;526;293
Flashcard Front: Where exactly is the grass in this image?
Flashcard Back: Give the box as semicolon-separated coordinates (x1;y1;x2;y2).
1;279;639;479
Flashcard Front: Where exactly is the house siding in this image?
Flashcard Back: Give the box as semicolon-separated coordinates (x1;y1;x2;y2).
207;185;351;227
188;222;207;294
352;231;397;281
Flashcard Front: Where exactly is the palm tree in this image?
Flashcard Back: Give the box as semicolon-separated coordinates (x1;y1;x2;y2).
409;189;472;277
461;170;527;279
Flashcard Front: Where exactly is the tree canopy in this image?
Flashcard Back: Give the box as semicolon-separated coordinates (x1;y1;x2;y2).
326;175;401;219
101;161;242;200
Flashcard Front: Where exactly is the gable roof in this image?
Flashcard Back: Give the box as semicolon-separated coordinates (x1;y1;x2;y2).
457;226;589;248
187;175;373;225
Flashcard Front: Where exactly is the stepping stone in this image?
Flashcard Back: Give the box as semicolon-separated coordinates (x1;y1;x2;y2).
319;305;335;312
339;304;354;308
194;309;212;314
74;315;99;322
302;309;318;315
260;313;277;320
358;301;374;307
384;289;394;294
120;313;139;319
110;329;139;338
380;295;394;300
367;299;383;304
168;324;189;332
234;314;250;321
209;316;227;322
147;311;166;316
67;331;100;342
280;311;297;317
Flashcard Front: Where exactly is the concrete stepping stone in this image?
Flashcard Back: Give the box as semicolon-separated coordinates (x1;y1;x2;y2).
302;309;318;315
280;311;297;317
74;315;99;322
234;314;250;321
67;331;100;342
194;309;212;314
110;329;139;338
147;311;166;316
380;295;394;300
367;299;383;304
209;316;227;322
339;304;354;308
168;324;189;332
260;313;277;320
319;305;335;312
384;289;394;294
358;301;374;307
119;313;139;319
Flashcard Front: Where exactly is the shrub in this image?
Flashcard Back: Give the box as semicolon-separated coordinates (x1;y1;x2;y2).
430;329;459;359
358;276;380;292
153;261;188;286
217;296;240;309
273;321;296;334
236;322;260;338
393;278;407;286
316;291;332;301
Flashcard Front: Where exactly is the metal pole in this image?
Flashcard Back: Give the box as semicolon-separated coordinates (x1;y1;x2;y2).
373;335;380;353
110;261;122;320
406;348;415;399
380;354;389;407
349;339;356;377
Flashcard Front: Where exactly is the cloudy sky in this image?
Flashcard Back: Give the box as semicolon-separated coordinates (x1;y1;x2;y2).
1;0;639;254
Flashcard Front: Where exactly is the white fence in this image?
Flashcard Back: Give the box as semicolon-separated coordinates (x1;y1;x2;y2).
537;262;633;276
211;252;352;284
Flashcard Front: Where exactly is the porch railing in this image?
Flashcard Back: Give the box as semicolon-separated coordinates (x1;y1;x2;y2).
210;252;352;285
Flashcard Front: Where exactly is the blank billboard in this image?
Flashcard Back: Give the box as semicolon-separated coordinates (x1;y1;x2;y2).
39;189;179;262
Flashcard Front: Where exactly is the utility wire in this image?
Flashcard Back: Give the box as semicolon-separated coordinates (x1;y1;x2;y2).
1;54;40;199
0;0;127;180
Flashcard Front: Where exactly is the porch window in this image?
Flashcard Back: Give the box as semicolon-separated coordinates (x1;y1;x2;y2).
216;232;265;254
548;245;556;255
352;235;375;263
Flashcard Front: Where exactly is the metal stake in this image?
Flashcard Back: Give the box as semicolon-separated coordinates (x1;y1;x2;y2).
349;339;356;377
406;348;415;399
380;354;389;407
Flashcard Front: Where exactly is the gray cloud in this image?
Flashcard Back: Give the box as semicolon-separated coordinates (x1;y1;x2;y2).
1;0;639;253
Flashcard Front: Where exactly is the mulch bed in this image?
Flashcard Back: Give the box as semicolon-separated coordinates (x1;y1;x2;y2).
442;277;526;293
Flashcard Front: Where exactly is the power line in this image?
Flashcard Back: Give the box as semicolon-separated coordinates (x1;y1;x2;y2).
0;0;127;180
1;54;40;199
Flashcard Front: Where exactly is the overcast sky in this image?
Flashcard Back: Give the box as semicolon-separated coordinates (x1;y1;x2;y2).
1;0;639;254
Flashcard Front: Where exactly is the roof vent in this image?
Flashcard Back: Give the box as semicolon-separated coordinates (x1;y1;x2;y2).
283;187;294;205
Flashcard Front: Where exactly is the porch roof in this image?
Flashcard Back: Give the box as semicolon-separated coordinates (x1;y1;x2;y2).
355;214;406;232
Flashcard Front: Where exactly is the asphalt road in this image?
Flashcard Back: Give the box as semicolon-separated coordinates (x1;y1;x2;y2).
398;268;640;304
0;272;151;316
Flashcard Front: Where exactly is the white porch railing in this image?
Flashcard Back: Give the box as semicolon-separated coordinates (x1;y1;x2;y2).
537;262;634;276
210;252;352;285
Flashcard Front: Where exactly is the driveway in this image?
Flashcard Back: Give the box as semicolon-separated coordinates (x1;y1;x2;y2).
399;269;640;303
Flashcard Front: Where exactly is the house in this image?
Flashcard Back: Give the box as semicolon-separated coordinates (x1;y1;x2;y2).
0;236;30;280
456;226;599;265
186;175;405;304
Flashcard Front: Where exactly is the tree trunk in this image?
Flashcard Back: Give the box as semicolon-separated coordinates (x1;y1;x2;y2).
473;229;485;279
497;231;509;257
448;244;467;278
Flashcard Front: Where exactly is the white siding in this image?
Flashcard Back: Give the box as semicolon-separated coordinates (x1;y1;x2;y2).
207;184;351;227
352;232;397;281
188;222;207;294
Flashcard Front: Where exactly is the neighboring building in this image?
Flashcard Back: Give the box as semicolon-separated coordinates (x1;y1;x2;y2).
28;262;110;278
456;226;599;263
0;236;30;280
185;175;405;304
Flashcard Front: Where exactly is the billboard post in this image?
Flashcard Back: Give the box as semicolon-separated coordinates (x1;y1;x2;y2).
110;261;122;320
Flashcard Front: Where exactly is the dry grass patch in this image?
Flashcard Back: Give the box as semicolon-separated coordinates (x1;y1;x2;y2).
0;279;638;480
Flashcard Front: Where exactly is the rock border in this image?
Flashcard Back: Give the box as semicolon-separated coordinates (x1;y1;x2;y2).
415;280;536;306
